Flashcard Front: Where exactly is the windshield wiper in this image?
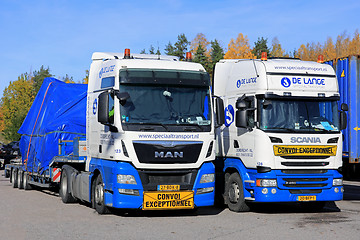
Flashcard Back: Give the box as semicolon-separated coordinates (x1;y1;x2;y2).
178;123;204;131
127;122;169;131
265;127;297;133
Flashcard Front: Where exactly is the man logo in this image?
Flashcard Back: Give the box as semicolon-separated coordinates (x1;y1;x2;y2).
155;151;184;158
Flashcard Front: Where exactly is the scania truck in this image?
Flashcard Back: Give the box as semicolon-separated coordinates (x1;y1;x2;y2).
6;49;217;214
213;53;348;212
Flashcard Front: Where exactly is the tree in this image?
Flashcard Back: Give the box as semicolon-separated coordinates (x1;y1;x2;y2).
0;73;35;141
149;45;155;54
174;34;190;60
209;39;225;75
224;33;254;59
165;34;190;60
252;37;270;59
32;66;52;95
270;37;285;58
156;47;161;55
62;74;74;83
190;33;210;57
323;37;336;61
194;43;210;72
140;49;146;54
82;70;89;84
164;41;176;56
335;32;350;58
349;30;360;56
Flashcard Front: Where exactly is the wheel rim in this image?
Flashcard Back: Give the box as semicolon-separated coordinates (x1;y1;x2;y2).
229;182;240;203
95;183;104;205
17;171;21;187
23;173;27;187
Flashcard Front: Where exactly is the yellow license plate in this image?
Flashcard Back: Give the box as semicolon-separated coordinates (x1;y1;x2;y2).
297;195;316;201
143;191;194;210
158;185;180;191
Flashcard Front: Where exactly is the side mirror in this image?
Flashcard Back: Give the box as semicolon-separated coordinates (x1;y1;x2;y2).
235;110;248;128
236;99;247;109
215;98;225;126
340;111;347;130
98;92;110;124
115;91;130;106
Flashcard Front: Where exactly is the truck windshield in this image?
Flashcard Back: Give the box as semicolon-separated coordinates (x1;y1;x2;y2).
119;84;211;132
259;99;340;133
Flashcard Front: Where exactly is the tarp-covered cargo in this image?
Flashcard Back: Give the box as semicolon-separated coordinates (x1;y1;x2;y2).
18;77;87;173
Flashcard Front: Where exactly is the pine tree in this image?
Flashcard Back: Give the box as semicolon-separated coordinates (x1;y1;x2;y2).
209;39;224;75
252;37;270;59
32;66;52;95
194;43;210;72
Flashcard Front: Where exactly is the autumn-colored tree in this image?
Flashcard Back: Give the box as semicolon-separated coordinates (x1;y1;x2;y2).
323;37;336;61
349;30;360;56
1;73;35;141
190;33;210;57
224;33;254;59
335;32;351;58
270;37;285;58
82;70;89;84
297;42;322;61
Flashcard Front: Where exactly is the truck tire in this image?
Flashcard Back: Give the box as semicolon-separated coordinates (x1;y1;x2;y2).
5;169;10;178
11;168;18;188
23;172;32;190
224;172;250;212
59;166;76;203
93;174;109;214
17;170;24;189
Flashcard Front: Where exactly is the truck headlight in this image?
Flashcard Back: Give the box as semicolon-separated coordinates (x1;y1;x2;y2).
333;178;343;186
200;173;215;183
256;179;277;187
117;174;137;184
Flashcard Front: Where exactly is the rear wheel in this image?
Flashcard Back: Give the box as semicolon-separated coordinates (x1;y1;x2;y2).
23;172;32;190
224;172;250;212
11;168;18;188
5;169;10;178
17;170;24;189
93;174;109;214
59;166;76;203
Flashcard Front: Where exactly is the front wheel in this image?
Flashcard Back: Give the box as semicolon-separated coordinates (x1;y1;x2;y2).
224;172;250;212
93;174;109;214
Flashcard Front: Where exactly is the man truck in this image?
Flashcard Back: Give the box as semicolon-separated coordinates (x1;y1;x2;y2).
6;49;218;214
213;53;348;212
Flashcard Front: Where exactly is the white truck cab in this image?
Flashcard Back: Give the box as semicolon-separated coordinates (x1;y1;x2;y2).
85;50;216;212
214;54;347;212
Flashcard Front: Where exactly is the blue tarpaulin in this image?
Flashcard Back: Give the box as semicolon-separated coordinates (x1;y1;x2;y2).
18;77;87;174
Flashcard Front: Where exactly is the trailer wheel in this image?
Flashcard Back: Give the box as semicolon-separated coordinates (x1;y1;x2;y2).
94;174;109;214
17;170;24;189
59;166;76;203
23;172;32;190
224;172;250;212
5;169;10;178
11;168;18;188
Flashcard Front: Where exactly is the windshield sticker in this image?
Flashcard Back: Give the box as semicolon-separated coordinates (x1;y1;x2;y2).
294;123;300;130
321;121;334;131
224;105;235;127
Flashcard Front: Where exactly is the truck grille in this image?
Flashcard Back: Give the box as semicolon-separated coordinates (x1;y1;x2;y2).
133;141;202;164
278;176;331;190
281;162;329;167
137;169;198;191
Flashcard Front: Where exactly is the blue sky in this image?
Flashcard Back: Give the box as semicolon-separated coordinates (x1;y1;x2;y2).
0;0;359;97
